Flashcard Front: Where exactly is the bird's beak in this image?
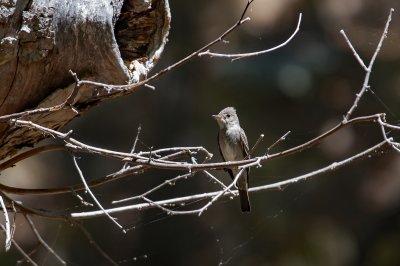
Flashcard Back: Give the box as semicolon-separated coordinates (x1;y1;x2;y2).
212;114;222;121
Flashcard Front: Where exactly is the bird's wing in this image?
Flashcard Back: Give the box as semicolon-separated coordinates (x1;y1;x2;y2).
240;128;250;158
240;128;250;180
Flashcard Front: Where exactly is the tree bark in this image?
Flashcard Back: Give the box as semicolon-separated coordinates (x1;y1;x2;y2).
0;0;170;159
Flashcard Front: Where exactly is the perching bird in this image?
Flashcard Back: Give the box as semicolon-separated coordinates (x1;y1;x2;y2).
212;107;251;212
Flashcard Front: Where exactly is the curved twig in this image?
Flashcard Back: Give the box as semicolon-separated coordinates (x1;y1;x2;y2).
198;13;302;61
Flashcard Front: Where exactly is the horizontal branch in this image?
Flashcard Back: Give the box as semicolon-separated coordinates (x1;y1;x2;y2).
12;113;384;172
2;113;387;198
0;150;192;195
70;139;390;219
0;145;66;171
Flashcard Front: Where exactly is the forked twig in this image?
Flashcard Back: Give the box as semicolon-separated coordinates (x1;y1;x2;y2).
342;8;394;121
70;139;390;219
121;124;142;170
73;0;258;94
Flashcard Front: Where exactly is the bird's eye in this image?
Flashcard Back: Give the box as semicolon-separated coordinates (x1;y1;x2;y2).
226;114;231;118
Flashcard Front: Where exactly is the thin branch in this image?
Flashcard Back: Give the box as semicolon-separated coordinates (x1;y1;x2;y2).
377;116;400;153
72;157;126;232
12;114;384;175
74;222;119;266
0;145;66;171
10;202;16;244
113;158;234;205
198;13;302;61
71;189;94;207
343;8;394;121
339;30;368;71
137;146;212;159
121;124;142;170
141;197;177;214
269;114;383;159
0;192;68;220
0;224;38;265
70;140;390;219
248;134;264;157
112;172;193;204
3;113;386;198
74;0;256;95
12;119;148;161
24;215;66;265
0;196;11;251
66;70;81;106
0;150;191;196
367;9;394;71
2;7;397;223
198;168;245;216
190;156;234;194
202;170;234;194
266;131;291;155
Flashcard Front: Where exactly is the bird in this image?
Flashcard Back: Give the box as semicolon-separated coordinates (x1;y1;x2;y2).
212;107;251;212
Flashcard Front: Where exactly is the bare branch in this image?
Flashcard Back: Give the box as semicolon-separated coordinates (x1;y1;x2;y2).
0;150;192;196
3;113;386;199
112;172;193;204
339;30;368;71
0;191;68;220
248;134;264;157
190;156;234;194
0;224;38;265
0;145;66;171
11;114;384;176
74;222;119;266
198;168;245;216
121;124;142;170
24;215;66;265
74;0;257;95
198;13;302;61
266;131;291;155
0;4;398;266
72;157;126;232
70;139;390;219
0;196;11;251
343;8;394;121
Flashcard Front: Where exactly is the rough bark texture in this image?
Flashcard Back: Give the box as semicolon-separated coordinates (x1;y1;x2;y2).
0;0;170;160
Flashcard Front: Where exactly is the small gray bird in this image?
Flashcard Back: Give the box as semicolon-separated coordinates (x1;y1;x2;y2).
213;107;251;212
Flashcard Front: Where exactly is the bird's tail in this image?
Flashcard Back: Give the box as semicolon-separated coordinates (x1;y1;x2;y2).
238;189;251;212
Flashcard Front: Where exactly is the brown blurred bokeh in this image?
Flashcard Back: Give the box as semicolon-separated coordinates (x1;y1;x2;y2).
2;0;400;265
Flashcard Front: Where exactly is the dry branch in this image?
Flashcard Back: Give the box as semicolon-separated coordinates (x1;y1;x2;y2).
0;3;398;265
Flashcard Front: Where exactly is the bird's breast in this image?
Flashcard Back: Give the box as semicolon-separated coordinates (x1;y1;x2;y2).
220;128;244;161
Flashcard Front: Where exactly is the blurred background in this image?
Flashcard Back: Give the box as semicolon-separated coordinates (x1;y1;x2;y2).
2;0;400;265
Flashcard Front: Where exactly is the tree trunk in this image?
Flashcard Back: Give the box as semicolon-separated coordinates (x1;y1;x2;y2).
0;0;170;159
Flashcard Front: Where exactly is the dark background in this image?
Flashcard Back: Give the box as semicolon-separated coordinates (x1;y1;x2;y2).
2;0;400;265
